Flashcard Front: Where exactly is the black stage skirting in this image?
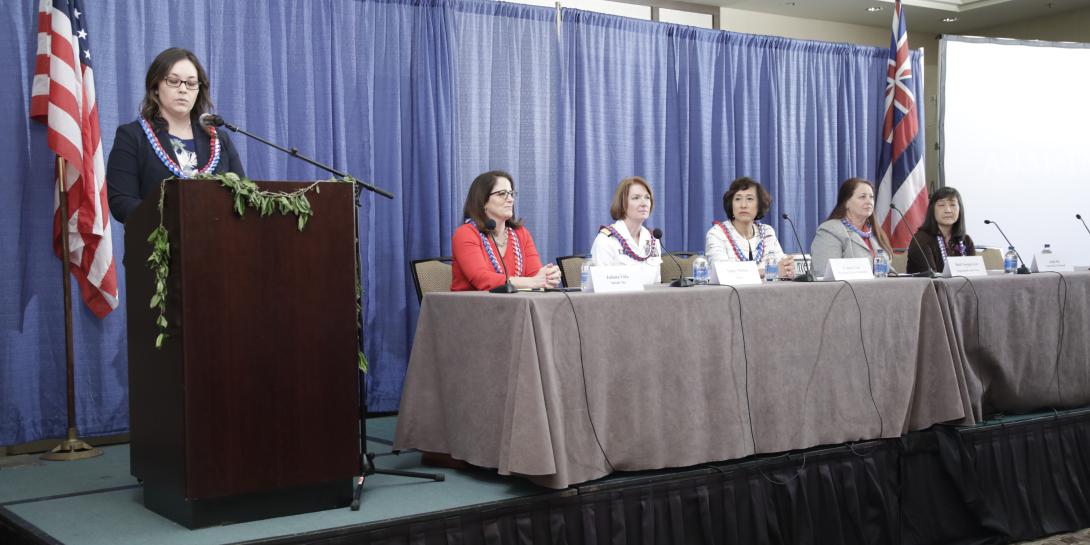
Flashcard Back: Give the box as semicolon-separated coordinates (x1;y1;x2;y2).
4;409;1089;545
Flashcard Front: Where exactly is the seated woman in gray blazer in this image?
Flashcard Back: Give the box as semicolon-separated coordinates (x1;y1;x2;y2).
810;177;894;276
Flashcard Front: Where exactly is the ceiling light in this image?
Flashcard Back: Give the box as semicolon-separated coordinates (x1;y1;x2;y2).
941;17;959;23
866;6;883;12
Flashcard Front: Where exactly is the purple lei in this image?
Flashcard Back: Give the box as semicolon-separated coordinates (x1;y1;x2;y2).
604;224;657;262
466;220;523;276
714;221;767;262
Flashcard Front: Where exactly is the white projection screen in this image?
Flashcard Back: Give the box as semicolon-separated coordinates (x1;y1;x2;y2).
940;35;1090;266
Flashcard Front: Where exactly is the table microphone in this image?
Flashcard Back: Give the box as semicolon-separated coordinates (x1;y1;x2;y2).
984;219;1030;274
484;219;517;293
780;213;814;282
888;204;936;277
1078;214;1090;238
652;228;693;287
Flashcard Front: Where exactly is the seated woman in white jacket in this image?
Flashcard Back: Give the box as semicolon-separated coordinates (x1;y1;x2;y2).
705;177;795;279
589;176;662;284
810;177;894;276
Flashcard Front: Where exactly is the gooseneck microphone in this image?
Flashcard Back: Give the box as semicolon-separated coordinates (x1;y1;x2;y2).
483;219;517;293
984;219;1030;274
780;213;814;282
888;204;936;278
1078;214;1090;238
652;228;693;287
197;113;393;199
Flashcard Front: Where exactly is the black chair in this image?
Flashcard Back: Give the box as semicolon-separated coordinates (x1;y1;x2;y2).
409;257;453;303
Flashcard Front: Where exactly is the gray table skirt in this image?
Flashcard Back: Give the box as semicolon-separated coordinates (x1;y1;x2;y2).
395;279;970;489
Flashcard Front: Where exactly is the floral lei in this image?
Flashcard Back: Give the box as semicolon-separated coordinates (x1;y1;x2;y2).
714;220;766;262
603;224;657;262
467;220;523;276
139;116;221;177
936;235;967;262
840;218;872;240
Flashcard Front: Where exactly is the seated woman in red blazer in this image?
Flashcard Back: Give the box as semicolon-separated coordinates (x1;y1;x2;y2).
451;170;561;291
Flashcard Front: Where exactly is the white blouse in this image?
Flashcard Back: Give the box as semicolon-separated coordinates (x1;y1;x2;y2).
589;220;662;284
705;221;785;263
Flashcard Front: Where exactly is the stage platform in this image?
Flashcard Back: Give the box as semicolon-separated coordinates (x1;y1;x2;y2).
3;412;1090;545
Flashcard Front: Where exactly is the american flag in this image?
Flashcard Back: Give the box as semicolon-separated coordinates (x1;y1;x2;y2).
30;0;118;318
876;0;928;250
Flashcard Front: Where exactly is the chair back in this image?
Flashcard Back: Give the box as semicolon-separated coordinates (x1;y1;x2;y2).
410;257;453;302
555;255;587;288
891;251;908;276
979;247;1004;270
660;252;696;283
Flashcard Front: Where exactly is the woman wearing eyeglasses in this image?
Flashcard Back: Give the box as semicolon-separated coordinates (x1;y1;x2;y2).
589;176;661;284
106;47;245;223
451;170;561;291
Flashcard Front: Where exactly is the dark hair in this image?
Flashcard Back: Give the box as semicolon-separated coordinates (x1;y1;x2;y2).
826;177;893;254
917;186;966;239
139;48;212;128
722;176;771;220
462;170;523;231
609;176;654;221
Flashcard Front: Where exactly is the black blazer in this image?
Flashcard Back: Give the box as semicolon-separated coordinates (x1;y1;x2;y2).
906;229;976;274
106;118;245;223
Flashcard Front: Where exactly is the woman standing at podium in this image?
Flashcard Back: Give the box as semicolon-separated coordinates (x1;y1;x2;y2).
451;170;561;291
906;186;976;274
106;47;245;223
589;176;662;284
705;177;794;279
810;177;893;275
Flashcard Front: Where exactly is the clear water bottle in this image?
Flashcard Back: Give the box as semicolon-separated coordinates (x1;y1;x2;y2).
692;254;710;285
764;252;779;282
580;257;593;292
873;249;890;278
1041;244;1052;254
1003;246;1018;274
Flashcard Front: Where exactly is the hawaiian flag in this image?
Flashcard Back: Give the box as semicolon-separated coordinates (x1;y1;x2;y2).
876;0;928;250
30;0;118;317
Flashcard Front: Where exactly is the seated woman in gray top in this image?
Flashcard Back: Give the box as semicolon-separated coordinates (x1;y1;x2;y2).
810;177;894;276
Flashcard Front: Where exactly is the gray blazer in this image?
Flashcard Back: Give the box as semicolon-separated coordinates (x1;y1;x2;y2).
810;219;876;276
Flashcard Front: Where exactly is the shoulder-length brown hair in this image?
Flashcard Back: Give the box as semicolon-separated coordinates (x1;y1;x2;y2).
462;170;523;232
609;176;654;221
826;177;893;254
139;48;213;129
722;176;771;220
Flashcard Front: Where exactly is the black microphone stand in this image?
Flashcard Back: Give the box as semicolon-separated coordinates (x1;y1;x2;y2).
984;219;1031;274
206;116;441;511
652;229;693;287
888;204;936;278
1078;214;1090;238
780;213;814;282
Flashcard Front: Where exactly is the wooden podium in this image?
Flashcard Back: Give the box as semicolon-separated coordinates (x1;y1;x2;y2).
123;179;361;528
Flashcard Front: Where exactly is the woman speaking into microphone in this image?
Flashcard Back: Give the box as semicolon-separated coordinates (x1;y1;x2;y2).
450;170;560;291
106;47;245;223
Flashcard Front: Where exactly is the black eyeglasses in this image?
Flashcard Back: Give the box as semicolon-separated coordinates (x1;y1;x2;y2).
490;190;517;199
163;76;201;90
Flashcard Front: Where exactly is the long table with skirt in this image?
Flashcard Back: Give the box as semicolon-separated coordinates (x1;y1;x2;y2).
394;278;972;489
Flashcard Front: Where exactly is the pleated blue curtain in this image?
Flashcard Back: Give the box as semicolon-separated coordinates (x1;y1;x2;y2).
0;0;923;444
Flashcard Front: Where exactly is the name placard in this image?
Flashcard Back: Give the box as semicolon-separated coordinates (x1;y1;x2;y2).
588;265;645;293
1032;253;1073;273
943;256;987;277
711;261;762;285
823;258;873;281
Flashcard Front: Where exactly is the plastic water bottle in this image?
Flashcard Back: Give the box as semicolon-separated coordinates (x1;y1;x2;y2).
692;254;710;285
580;258;593;292
873;249;890;278
764;253;779;283
1003;246;1018;274
1042;244;1052;254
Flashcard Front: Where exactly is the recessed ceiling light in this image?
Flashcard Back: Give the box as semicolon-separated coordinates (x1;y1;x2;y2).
942;17;959;23
866;6;883;12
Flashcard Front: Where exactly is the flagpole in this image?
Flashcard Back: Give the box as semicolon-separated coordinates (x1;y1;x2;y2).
42;155;102;462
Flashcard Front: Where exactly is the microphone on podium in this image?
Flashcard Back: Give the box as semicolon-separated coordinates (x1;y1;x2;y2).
780;213;814;282
484;219;517;293
653;228;693;287
984;219;1030;274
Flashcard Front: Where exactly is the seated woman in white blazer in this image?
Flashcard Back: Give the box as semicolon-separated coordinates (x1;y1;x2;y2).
810;177;894;275
589;176;662;284
705;177;794;279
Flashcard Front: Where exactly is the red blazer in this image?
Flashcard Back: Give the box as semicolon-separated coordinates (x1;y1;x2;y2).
451;223;544;291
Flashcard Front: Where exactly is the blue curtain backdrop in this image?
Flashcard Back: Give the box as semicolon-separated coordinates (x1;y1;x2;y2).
0;0;923;445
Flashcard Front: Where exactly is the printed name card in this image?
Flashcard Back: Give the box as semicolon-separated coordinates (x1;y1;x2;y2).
943;256;988;277
711;261;762;285
588;265;645;293
823;258;873;281
1032;253;1073;273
